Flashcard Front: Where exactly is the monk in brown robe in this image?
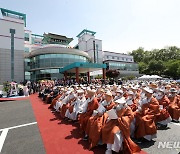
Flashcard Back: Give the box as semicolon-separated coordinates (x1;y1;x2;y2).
122;86;128;99
60;92;76;118
168;88;180;123
157;90;170;109
114;89;123;101
49;92;63;109
135;87;159;141
96;88;105;103
87;91;115;149
126;91;139;112
102;98;141;154
156;89;171;127
79;89;99;139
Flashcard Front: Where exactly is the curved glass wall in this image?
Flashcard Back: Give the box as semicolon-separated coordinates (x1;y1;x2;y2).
30;69;63;81
30;53;89;69
29;53;90;81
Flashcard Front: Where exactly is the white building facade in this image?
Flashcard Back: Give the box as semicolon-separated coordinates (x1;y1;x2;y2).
0;8;25;84
103;51;139;77
76;30;103;63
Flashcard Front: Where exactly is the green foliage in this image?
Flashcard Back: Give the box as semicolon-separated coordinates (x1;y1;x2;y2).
164;60;180;79
138;62;148;74
130;47;145;63
129;46;180;79
147;60;165;75
106;69;120;78
122;75;136;81
95;75;102;79
3;81;10;92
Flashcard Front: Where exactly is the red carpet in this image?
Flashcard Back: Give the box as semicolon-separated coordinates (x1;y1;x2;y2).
29;94;147;154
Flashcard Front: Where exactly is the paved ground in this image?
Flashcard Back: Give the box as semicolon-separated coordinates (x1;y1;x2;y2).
0;100;45;154
139;122;180;154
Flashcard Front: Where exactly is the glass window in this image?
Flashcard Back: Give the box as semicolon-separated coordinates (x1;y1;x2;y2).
24;47;29;53
68;55;74;58
31;37;35;44
44;55;48;59
51;54;57;58
29;53;88;70
25;72;30;75
25;37;29;41
39;55;44;59
24;33;29;41
25;33;29;38
56;54;61;58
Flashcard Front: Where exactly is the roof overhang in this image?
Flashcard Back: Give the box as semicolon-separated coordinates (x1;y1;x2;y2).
0;8;26;26
76;29;96;38
59;62;106;74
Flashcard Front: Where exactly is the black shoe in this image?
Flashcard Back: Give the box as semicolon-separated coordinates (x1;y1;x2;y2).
161;124;167;128
157;123;167;129
172;119;179;123
135;138;143;143
83;135;88;141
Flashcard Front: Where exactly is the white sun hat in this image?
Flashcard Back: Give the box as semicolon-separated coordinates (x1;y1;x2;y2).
143;87;153;94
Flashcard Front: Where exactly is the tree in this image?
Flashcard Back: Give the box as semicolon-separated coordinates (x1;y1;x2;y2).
147;60;165;75
138;62;148;74
128;46;180;79
130;47;145;63
164;60;180;79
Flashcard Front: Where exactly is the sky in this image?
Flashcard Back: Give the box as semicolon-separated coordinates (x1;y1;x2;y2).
0;0;180;53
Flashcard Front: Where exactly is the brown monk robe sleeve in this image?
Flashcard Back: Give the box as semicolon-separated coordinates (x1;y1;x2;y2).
177;96;180;108
164;96;170;108
49;94;62;108
102;102;116;125
68;98;77;113
141;103;150;116
79;98;99;132
130;99;138;112
158;96;170;109
88;101;116;149
87;98;99;115
117;107;141;154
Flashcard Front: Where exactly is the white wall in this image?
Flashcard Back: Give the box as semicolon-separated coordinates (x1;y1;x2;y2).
78;33;95;42
0;16;25;83
78;33;103;63
103;51;134;63
0;18;24;50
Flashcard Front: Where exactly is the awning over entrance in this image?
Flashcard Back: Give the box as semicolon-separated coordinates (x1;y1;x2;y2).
59;62;106;73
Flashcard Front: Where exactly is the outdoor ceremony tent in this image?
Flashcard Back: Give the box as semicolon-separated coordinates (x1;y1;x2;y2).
138;75;162;80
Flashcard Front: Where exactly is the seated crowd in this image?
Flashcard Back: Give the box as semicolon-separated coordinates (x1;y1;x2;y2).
38;80;180;154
